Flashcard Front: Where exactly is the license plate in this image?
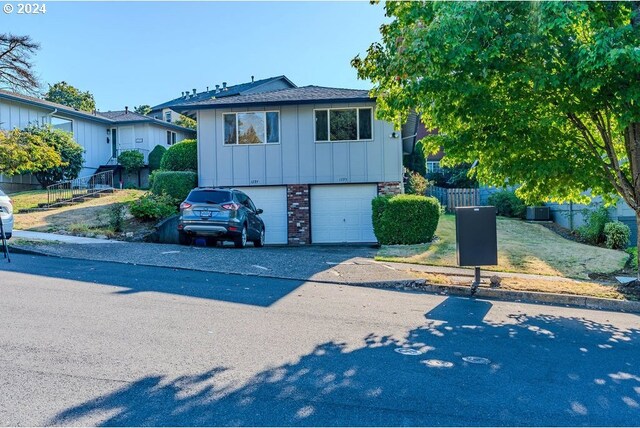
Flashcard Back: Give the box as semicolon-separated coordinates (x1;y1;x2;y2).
198;210;212;217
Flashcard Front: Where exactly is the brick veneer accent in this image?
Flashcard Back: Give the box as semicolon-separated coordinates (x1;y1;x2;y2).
377;181;403;196
287;184;310;245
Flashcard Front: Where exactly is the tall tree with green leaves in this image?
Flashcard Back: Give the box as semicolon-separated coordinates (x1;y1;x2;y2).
175;114;197;130
0;34;40;94
353;1;640;278
134;105;152;115
27;125;84;187
45;81;96;112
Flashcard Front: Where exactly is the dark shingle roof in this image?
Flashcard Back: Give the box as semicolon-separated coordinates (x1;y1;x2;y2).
172;86;373;111
0;89;114;124
96;110;196;133
150;75;296;111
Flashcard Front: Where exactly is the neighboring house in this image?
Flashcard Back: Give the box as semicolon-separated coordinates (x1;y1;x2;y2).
172;84;404;245
0;90;195;191
97;108;195;164
148;75;296;124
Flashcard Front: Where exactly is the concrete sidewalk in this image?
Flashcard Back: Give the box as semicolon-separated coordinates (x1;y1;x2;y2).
12;230;123;244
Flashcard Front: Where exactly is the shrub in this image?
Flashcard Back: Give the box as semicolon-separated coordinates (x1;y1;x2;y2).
604;221;630;249
372;194;441;245
148;145;167;171
577;206;610;245
151;170;197;203
124;182;138;189
405;170;429;195
129;193;176;222
118;150;145;172
160;139;197;171
488;190;527;218
108;203;127;232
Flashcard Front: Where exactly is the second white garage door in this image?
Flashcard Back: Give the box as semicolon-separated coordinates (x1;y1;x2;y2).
235;186;287;244
311;184;378;244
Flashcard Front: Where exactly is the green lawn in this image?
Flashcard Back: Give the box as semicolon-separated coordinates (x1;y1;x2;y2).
8;189;49;212
377;214;630;280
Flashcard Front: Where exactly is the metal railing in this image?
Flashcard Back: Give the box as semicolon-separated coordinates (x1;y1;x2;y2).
46;170;114;207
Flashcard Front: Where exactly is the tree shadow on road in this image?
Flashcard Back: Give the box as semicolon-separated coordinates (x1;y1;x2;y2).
48;297;640;426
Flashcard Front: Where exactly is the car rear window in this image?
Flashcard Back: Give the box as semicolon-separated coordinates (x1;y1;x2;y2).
187;190;231;204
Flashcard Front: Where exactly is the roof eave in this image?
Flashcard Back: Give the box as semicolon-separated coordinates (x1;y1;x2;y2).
0;93;114;124
171;96;376;112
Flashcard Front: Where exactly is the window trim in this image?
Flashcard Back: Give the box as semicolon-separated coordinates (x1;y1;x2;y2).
166;130;177;146
223;110;281;146
314;107;374;143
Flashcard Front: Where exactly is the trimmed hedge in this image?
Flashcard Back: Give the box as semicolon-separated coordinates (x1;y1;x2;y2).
160;139;197;171
604;221;630;249
372;194;441;245
148;145;167;171
129;193;177;222
151;171;197;203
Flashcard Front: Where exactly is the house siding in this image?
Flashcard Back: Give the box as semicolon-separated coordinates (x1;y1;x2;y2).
197;102;402;187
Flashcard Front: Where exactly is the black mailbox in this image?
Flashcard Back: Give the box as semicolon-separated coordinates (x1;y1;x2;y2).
456;206;498;267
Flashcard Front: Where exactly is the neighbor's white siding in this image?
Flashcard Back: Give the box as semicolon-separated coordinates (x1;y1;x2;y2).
197;102;402;187
0;99;50;129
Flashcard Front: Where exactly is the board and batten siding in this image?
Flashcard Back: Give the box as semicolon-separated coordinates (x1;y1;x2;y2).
197;102;402;187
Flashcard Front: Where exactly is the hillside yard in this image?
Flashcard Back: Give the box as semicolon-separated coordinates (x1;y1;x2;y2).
12;189;151;240
377;214;630;280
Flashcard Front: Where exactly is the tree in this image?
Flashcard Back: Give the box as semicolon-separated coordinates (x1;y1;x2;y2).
134;105;152;115
0;34;40;94
0;129;61;176
26;125;84;187
175;115;197;130
353;1;640;279
45;81;96;112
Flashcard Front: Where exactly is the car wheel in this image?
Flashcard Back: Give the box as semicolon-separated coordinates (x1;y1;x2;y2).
178;231;191;246
234;225;247;248
253;227;265;247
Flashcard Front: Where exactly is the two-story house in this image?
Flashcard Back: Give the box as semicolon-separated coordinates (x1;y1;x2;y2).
172;85;404;245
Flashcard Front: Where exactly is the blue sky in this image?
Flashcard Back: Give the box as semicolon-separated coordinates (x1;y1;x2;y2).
1;1;388;111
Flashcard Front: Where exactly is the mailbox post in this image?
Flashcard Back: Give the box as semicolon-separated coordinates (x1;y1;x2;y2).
455;206;497;293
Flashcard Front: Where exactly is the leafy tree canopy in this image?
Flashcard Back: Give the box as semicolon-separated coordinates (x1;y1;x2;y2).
134;105;152;115
353;1;640;208
0;129;61;176
26;125;84;187
175;115;197;130
45;81;96;112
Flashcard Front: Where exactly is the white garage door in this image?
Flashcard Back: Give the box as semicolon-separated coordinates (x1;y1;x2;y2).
235;186;287;244
311;184;378;244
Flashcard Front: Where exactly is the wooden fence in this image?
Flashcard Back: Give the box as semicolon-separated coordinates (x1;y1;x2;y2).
427;186;480;212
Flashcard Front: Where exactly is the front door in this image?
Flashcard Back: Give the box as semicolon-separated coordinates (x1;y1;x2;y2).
111;129;117;158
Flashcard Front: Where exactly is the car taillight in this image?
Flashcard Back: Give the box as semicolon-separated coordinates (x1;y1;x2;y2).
180;202;192;210
221;203;240;211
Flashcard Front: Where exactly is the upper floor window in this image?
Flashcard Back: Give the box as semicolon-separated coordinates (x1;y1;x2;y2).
315;107;373;142
224;111;280;145
165;111;172;123
167;131;176;145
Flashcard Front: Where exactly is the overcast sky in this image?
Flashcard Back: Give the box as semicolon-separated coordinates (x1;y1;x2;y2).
2;1;388;111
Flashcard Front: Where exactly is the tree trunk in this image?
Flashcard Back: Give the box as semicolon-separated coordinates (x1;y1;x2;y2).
636;213;640;282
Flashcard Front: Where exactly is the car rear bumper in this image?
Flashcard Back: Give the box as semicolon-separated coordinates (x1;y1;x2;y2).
181;224;228;236
1;215;13;239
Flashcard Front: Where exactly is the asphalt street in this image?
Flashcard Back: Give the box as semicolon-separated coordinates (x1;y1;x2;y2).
0;254;638;426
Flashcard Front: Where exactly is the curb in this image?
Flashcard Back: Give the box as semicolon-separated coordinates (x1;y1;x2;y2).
8;244;640;314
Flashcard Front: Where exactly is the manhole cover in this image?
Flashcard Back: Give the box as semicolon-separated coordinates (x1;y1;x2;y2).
395;348;423;356
422;359;454;368
462;356;491;364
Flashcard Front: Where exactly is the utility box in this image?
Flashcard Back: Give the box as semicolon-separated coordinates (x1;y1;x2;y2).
456;206;498;266
526;206;550;221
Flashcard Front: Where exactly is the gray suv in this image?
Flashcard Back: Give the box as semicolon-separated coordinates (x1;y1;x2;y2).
177;188;265;248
